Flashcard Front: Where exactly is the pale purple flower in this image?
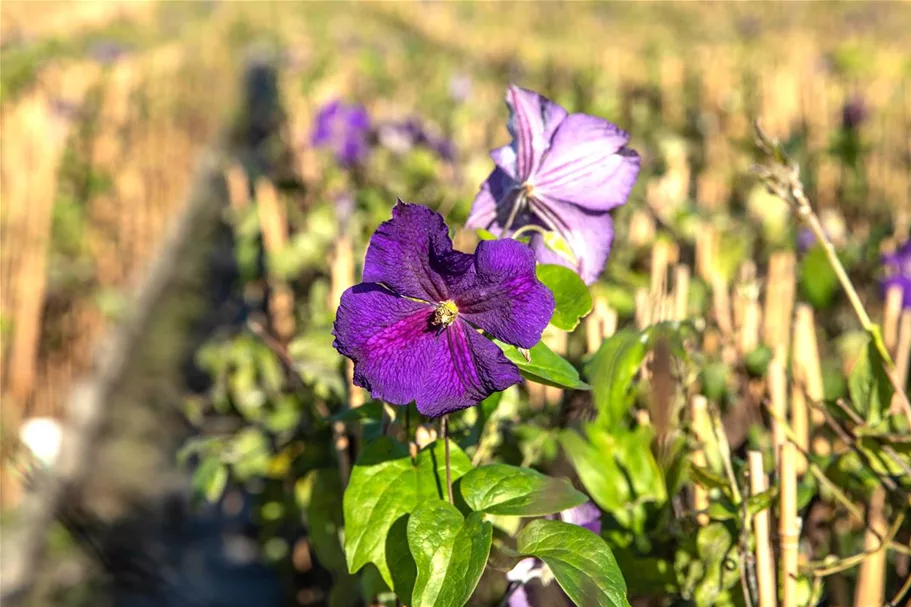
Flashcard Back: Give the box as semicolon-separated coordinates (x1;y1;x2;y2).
376;117;457;162
310;100;371;167
467;85;640;284
882;239;911;309
89;40;129;65
332;201;554;417
506;502;602;607
449;72;473;103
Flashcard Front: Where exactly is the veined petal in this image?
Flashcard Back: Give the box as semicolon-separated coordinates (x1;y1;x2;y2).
333;283;438;406
416;319;521;417
529;197;615;285
363;200;472;302
466;167;518;235
534;114;640;212
453;239;554;349
503;85;568;182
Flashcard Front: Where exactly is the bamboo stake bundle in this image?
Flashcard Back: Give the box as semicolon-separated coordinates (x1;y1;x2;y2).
585;297;617;354
883;285;903;355
673;264;690;321
4;95;74;407
635;288;651;330
778;441;799;607
711;272;734;338
793;304;825;430
628;209;656;248
695;223;718;282
690;394;710;526
768;355;788;467
853;486;887;607
763;252;796;354
254;178;296;342
748;451;777;607
650;239;671;298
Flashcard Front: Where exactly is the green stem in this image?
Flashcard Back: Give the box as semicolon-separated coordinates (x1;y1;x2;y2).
442;416;453;505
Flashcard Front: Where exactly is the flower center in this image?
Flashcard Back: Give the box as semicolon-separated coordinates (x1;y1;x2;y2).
432;300;458;329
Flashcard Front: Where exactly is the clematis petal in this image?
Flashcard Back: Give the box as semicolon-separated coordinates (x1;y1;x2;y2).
415;318;521;417
502;85;568;182
528;197;615;285
466;167;518;235
452;239;555;349
333;283;438;406
534;114;640;212
363;201;472;302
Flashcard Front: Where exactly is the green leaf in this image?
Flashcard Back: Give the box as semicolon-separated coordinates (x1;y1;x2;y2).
407;501;492;607
308;468;346;572
536;264;592;331
475;228;497;241
559;429;631;523
193;456;228;504
746;488;778;516
459;464;587;516
516;520;630;607
343;438;474;593
331;401;384;423
498;340;590;390
542;231;577;265
848;337;893;426
689;465;733;494
415;439;473;503
584;329;647;428
343;437;417;587
799;245;839;309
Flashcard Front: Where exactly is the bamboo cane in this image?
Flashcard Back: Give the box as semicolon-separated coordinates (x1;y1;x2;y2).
749;451;777;607
779;441;799;607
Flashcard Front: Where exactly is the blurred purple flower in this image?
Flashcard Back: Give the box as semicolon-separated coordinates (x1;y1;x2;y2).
841;95;868;131
797;228;818;253
333;201;554;417
310;100;371;167
467;85;640;284
376;116;457;162
449;72;473;103
89;40;129;65
505;502;602;607
882;239;911;309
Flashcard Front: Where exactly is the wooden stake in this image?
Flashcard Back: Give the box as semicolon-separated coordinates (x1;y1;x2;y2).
690;395;710;525
792;304;826;462
853;486;887;607
749;451;777;607
779;441;799;607
763;252;796;353
254;179;296;341
768;355;788;467
673;264;691;321
650;239;670;298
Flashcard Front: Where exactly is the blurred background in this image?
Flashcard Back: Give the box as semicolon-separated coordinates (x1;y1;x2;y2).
1;2;909;607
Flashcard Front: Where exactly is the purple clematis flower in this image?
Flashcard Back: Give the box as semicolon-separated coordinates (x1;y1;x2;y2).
506;502;603;607
333;201;555;417
467;85;640;285
311;100;371;167
882;239;911;309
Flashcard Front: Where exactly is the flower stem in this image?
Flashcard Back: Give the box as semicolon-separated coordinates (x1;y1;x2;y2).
752;122;911;425
442;415;454;505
